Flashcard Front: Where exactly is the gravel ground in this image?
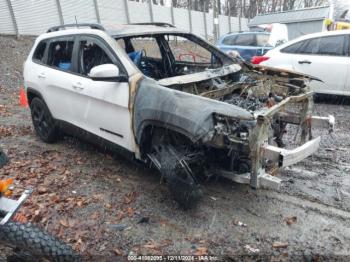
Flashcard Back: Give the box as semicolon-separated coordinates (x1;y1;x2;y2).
1;35;350;261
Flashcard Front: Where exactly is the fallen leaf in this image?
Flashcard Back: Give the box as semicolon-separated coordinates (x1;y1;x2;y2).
244;244;259;254
284;216;297;225
114;248;124;256
272;242;289;249
60;218;69;227
194;247;208;256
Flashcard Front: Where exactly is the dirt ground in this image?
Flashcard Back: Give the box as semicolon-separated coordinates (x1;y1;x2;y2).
1;35;350;261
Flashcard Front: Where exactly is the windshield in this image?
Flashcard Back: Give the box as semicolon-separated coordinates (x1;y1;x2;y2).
115;33;232;80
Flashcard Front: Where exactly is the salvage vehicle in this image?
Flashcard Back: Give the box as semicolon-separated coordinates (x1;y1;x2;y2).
24;23;334;208
0;149;79;261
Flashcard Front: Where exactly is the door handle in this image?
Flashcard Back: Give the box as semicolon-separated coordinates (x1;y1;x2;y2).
37;72;46;79
298;60;312;64
72;82;84;90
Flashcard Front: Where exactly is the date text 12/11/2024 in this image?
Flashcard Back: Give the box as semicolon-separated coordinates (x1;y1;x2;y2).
127;255;219;261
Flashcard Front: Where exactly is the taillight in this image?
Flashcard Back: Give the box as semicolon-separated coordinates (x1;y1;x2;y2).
251;56;270;65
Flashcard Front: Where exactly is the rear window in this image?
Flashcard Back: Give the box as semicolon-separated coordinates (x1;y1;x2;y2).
33;41;47;62
256;34;270;46
222;35;237;45
47;38;74;71
281;40;306;54
234;34;255;46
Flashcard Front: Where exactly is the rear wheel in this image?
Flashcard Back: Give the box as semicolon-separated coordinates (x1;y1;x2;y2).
0;222;79;262
30;97;59;143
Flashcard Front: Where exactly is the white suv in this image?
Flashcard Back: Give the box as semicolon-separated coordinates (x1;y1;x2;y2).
24;23;334;208
259;30;350;96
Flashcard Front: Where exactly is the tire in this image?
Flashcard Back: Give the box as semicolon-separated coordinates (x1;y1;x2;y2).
0;148;7;168
30;97;59;143
0;222;80;262
161;164;203;210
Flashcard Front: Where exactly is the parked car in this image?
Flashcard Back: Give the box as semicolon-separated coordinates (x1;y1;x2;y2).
256;30;350;96
217;32;273;61
24;23;333;208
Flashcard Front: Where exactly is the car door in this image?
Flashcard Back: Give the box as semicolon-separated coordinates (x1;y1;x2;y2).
40;36;76;124
291;35;349;95
68;35;133;151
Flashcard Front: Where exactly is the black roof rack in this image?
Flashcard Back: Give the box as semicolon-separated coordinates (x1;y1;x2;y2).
129;22;175;28
47;23;105;33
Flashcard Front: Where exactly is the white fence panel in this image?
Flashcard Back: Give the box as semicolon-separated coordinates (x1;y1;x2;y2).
60;0;97;24
173;7;189;32
98;0;128;26
128;1;151;23
191;10;205;38
152;5;172;24
11;0;60;35
0;0;15;34
205;12;214;38
219;15;229;35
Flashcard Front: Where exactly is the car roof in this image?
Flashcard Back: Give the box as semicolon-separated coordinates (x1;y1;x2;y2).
38;24;190;40
273;29;350;50
222;31;270;37
106;24;189;37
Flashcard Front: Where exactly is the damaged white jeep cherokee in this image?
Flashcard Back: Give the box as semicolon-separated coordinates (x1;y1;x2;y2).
24;23;335;208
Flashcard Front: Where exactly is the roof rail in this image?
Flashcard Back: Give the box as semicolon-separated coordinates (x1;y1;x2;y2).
47;23;105;33
129;22;175;28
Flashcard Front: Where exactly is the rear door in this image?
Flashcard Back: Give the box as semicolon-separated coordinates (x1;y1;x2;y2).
291;34;349;95
41;36;76;123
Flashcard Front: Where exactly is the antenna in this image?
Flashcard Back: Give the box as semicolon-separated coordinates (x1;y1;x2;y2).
75;16;78;26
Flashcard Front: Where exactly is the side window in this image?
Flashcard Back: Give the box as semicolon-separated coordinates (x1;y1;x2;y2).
166;35;218;65
281;40;307;54
129;37;162;59
316;35;345;56
234;34;255;46
33;41;47;62
78;39;113;76
256;34;270;47
47;39;74;71
299;38;320;54
222;35;237;45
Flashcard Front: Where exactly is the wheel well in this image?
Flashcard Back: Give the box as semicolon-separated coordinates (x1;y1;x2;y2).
139;125;194;156
26;89;43;105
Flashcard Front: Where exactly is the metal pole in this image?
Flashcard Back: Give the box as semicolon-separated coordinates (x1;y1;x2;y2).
239;0;242;31
188;0;193;33
148;1;154;23
170;1;175;26
227;0;231;33
93;0;101;24
213;0;219;42
203;6;208;40
6;0;19;37
123;0;130;24
55;0;64;25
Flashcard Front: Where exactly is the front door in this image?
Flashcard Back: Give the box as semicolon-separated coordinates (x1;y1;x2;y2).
69;36;134;151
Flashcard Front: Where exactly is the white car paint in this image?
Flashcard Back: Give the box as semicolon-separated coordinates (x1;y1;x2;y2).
261;30;350;96
23;28;138;153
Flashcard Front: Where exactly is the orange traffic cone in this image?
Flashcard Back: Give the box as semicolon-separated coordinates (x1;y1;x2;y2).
19;88;28;107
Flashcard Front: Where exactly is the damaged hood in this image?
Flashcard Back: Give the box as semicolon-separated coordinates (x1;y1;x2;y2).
134;78;254;144
157;64;241;86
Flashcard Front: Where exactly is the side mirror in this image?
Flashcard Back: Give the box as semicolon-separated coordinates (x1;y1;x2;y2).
89;64;122;81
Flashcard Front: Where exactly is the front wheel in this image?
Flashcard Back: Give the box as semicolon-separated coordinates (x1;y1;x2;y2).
0;222;80;262
30;97;59;143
